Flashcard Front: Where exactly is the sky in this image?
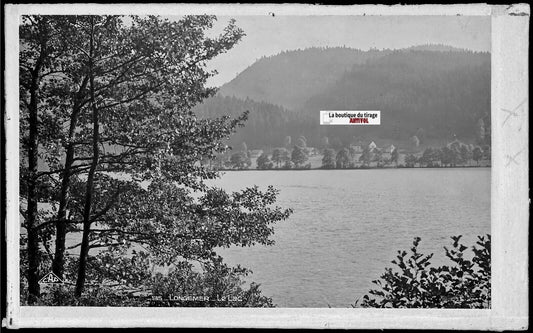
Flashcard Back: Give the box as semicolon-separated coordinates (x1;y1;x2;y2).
198;15;491;87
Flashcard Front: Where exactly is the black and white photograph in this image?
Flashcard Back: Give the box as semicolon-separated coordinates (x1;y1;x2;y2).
2;3;529;329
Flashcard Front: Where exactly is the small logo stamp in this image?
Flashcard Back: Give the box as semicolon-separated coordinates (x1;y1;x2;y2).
38;272;64;284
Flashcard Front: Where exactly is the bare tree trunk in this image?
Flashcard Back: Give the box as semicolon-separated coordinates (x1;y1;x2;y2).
51;142;74;277
51;64;89;277
26;58;43;304
76;19;98;297
51;98;84;277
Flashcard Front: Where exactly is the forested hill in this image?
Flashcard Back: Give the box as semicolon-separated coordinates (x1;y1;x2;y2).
193;95;314;149
218;47;389;110
197;46;490;150
300;50;491;143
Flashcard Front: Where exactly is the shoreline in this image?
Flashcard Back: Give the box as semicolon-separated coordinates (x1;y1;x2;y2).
213;165;492;172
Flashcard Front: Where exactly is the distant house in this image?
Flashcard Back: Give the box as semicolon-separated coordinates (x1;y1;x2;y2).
368;141;377;150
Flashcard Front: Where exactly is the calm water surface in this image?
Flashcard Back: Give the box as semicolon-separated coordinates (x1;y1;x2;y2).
207;168;490;307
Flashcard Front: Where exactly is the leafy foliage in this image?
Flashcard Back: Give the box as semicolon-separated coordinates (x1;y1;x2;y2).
228;151;252;169
373;149;384;167
321;148;336;169
404;154;418;167
359;147;373;166
256;152;274;170
150;257;275;307
335;148;351;169
472;146;483;165
420;147;441;167
355;235;491;308
19;14;292;305
22;254;274;307
291;145;309;168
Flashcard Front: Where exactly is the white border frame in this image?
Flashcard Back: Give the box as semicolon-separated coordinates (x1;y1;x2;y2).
3;3;529;329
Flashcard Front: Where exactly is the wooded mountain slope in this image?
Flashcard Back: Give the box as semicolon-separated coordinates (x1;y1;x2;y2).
218;47;389;110
194;46;490;149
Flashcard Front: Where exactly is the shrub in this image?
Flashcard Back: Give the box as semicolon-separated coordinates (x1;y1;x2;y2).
354;235;490;308
22;254;274;307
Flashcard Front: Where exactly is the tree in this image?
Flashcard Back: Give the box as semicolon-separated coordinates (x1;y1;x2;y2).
291;145;308;168
355;235;490;309
390;148;399;166
448;141;464;167
420;148;431;167
420;148;441;167
359;147;373;167
440;147;456;167
271;147;290;169
271;148;283;168
256;152;273;170
459;145;472;166
19;15;61;303
472;147;483;165
280;148;291;164
433;149;442;166
482;145;491;162
373;149;384;167
405;154;418;168
20;15;293;305
18;15;246;288
211;154;228;170
336;148;350;169
284;135;291;148
230;151;251;169
68;15;248;297
348;146;357;161
321;148;336;169
282;160;293;169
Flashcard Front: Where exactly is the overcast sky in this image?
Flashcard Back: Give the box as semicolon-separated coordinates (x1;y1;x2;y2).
201;15;491;87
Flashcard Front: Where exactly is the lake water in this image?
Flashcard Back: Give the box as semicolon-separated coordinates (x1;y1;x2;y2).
207;168;491;308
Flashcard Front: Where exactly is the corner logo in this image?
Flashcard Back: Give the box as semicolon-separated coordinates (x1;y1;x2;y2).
38;272;63;284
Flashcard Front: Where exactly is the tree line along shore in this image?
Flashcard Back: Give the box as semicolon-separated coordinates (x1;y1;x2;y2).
206;137;491;171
